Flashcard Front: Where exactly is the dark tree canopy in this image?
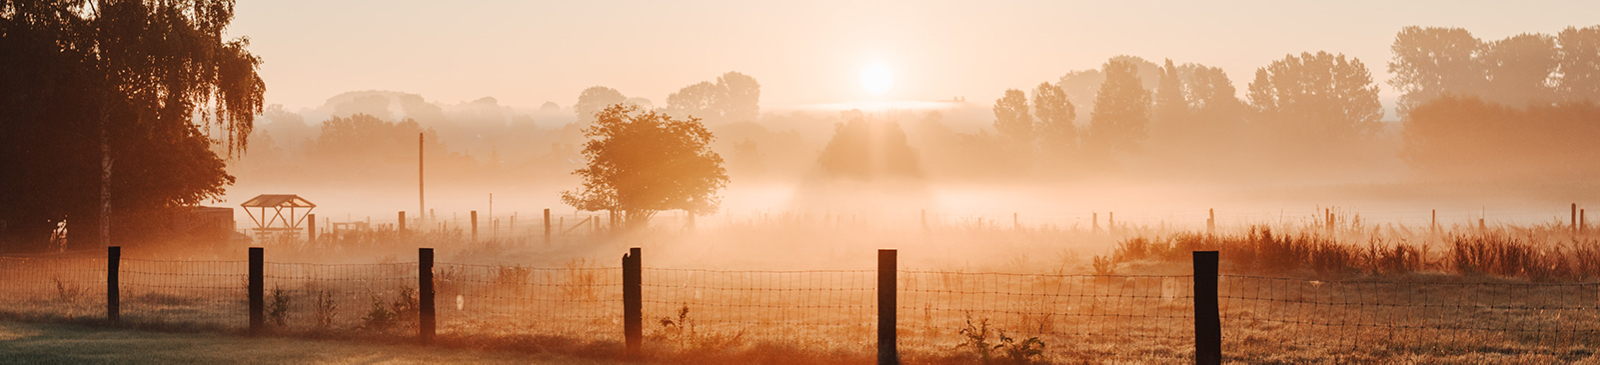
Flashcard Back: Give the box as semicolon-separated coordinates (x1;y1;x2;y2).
1559;26;1600;102
1152;59;1189;128
1;0;264;251
561;104;728;228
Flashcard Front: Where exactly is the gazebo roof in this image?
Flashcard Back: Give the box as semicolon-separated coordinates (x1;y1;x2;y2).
240;194;316;208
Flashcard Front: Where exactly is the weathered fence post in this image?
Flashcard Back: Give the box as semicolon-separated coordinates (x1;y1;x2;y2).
1194;251;1221;364
470;211;478;242
419;248;435;344
1583;209;1587;233
1574;203;1579;234
399;211;406;233
308;214;317;242
249;247;264;336
1207;209;1215;235
543;208;551;244
107;246;120;324
878;249;899;365
623;247;642;356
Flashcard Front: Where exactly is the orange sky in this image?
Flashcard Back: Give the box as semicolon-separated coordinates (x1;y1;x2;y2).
230;0;1600;112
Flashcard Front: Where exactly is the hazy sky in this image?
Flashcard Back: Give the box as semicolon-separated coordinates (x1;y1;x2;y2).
231;0;1600;112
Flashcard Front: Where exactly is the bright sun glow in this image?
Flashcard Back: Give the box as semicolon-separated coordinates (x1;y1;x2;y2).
860;63;894;96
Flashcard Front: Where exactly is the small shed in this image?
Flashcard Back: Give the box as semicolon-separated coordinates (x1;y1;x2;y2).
240;194;316;238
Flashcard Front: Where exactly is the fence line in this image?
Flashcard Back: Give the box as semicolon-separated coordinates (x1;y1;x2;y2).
5;248;1600;361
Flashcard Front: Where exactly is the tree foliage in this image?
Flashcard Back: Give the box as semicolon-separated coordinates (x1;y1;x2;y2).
1031;82;1077;155
0;0;264;251
666;71;761;123
574;86;627;123
1248;51;1382;145
1403;95;1600;178
561;104;728;228
991;89;1033;145
1087;59;1151;156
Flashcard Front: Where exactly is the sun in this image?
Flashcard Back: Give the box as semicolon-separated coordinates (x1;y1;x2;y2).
860;62;894;96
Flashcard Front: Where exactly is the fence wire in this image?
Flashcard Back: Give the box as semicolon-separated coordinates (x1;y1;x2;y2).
0;257;106;319
900;271;1195;360
13;253;1600;359
264;262;418;333
433;263;622;340
119;259;247;329
1220;275;1600;356
642;268;875;350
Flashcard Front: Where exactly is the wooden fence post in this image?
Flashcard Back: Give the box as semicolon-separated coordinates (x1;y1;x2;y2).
1194;251;1221;364
308;214;317;242
249;247;264;336
543;209;551;245
107;246;119;324
1574;203;1579;234
623;247;642;356
470;211;478;242
419;248;435;344
878;249;899;365
1207;209;1215;235
399;211;406;233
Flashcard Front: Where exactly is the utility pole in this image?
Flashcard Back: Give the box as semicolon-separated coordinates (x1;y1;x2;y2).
419;133;425;227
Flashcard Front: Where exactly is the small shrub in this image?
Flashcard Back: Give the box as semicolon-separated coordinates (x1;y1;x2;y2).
313;290;338;330
268;285;291;327
555;259;599;301
657;304;695;345
957;315;1046;365
1091;255;1114;276
360;286;418;330
52;276;82;305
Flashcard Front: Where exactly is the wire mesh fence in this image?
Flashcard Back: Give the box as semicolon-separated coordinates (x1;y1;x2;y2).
11;250;1600;360
433;262;622;340
1219;275;1600;357
120;259;248;329
641;268;876;350
0;257;106;319
899;271;1195;360
264;262;418;333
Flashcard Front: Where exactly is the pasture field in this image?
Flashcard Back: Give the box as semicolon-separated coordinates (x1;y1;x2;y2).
4;211;1600;363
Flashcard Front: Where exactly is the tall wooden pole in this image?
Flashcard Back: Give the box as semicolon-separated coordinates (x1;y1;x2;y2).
419;133;425;227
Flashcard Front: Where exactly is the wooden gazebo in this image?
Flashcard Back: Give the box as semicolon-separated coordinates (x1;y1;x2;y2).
240;194;316;239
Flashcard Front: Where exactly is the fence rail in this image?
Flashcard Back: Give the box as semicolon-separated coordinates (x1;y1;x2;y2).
3;247;1599;362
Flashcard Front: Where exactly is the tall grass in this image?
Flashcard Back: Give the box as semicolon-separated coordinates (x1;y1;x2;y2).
1113;226;1600;281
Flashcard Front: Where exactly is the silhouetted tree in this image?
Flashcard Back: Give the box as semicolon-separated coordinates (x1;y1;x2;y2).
1087;59;1151;157
1152;59;1189;127
716;72;761;122
1403;95;1600;178
1183;65;1244;126
1388;27;1484;116
1248;52;1382;148
992;89;1033;146
666;81;721;118
561;104;728;228
1480;33;1558;106
666;72;762;123
816;110;923;180
1057;56;1161;125
574;86;627;123
1031;82;1077;156
0;0;264;251
1558;26;1600;102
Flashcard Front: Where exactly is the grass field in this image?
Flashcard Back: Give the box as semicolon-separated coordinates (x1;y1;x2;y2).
0;321;615;364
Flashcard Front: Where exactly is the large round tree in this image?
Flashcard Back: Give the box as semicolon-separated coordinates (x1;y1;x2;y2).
561;104;728;229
